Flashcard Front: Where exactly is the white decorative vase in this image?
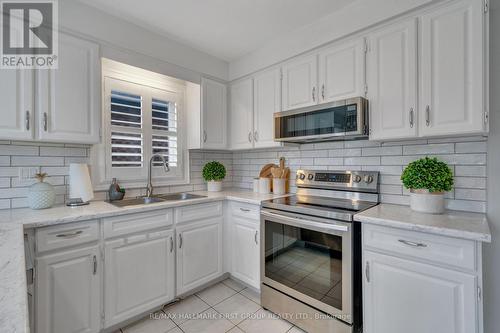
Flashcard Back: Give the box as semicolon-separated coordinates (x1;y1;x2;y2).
410;189;445;214
28;177;56;210
207;180;222;192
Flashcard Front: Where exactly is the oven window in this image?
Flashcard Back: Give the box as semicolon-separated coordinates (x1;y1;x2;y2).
264;220;343;310
275;104;358;139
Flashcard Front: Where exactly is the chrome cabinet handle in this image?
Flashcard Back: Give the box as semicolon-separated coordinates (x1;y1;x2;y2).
92;255;97;275
240;208;250;212
248;131;252;143
43;112;48;131
398;239;427;248
203;130;207;143
25;111;30;130
321;84;325;100
179;233;183;249
409;108;414;128
312;87;316;102
56;230;83;238
425;106;430;126
254;230;258;245
365;261;370;282
254;131;258;142
170;236;174;253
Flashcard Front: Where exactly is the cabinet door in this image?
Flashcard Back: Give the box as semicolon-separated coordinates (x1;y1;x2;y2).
201;78;227;149
0;70;34;140
363;251;477;333
281;54;318;111
319;39;365;103
231;217;260;289
36;32;100;143
368;19;418;140
253;68;282;148
104;230;175;327
419;0;485;136
36;245;100;333
176;217;223;295
230;78;254;149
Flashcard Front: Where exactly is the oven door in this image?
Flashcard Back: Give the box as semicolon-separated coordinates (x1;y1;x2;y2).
260;209;353;324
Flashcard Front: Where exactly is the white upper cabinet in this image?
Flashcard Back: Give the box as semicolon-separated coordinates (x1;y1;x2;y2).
253;68;282;148
0;69;34;140
419;0;486;136
230;78;254;150
37;32;100;144
281;54;318;111
368;19;418;140
201;78;228;149
319;39;365;103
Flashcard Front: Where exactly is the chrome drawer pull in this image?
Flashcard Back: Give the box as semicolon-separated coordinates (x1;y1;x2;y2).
170;236;174;253
179;233;183;249
398;239;427;248
240;208;251;212
254;230;258;245
55;230;83;238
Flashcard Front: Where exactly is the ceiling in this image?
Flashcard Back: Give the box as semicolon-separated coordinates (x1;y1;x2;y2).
81;0;354;61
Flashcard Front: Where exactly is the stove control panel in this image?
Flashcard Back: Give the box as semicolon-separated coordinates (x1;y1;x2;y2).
296;169;379;192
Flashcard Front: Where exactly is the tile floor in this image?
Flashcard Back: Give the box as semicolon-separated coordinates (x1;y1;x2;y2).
119;278;306;333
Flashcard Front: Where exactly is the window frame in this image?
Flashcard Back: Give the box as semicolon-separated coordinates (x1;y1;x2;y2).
91;58;189;190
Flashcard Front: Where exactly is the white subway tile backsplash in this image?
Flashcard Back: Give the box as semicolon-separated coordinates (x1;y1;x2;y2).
0;156;10;166
0;137;489;213
455;165;487;177
455;142;488;153
12;156;64;166
403;143;454;155
0;145;39;156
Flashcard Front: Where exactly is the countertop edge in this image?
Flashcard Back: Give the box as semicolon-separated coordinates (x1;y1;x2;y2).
354;204;491;243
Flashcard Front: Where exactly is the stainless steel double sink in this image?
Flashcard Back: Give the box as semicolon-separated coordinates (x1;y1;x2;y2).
109;193;207;207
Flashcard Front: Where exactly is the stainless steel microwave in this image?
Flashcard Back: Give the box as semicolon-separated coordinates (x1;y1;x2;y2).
274;97;369;143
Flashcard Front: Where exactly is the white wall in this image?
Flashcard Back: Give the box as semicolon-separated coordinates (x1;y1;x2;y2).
60;0;228;83
228;0;445;80
485;0;499;332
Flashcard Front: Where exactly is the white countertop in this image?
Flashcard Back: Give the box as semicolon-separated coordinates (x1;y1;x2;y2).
354;203;491;242
0;189;288;333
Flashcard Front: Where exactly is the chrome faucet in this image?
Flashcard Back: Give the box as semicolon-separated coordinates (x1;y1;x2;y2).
146;154;170;197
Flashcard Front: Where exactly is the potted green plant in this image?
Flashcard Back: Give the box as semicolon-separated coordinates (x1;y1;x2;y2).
202;161;226;192
401;157;453;214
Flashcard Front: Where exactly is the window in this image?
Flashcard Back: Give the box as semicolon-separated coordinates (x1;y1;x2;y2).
91;59;188;189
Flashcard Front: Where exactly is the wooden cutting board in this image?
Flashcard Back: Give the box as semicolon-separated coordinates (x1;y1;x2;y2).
259;163;278;178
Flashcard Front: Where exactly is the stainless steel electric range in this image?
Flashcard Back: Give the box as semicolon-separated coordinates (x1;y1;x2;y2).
260;169;379;333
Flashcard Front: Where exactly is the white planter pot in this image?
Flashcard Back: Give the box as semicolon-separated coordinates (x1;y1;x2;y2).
207;180;223;192
410;189;445;214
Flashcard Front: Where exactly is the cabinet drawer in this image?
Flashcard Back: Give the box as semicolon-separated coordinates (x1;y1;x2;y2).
175;201;223;224
103;209;173;239
363;224;476;271
230;202;260;221
36;220;99;253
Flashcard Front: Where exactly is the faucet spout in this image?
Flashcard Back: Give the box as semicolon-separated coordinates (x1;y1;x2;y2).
146;154;170;198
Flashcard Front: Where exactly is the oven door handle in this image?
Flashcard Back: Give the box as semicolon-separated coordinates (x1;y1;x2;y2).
261;210;349;233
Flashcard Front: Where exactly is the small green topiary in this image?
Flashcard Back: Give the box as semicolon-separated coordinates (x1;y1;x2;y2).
202;161;226;182
401;157;453;193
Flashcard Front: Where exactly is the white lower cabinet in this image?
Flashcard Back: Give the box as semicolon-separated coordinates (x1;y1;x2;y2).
176;217;223;295
231;216;260;289
104;229;175;328
363;224;481;333
36;245;100;333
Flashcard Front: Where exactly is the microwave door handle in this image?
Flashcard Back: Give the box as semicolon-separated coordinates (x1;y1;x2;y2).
261;211;349;234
